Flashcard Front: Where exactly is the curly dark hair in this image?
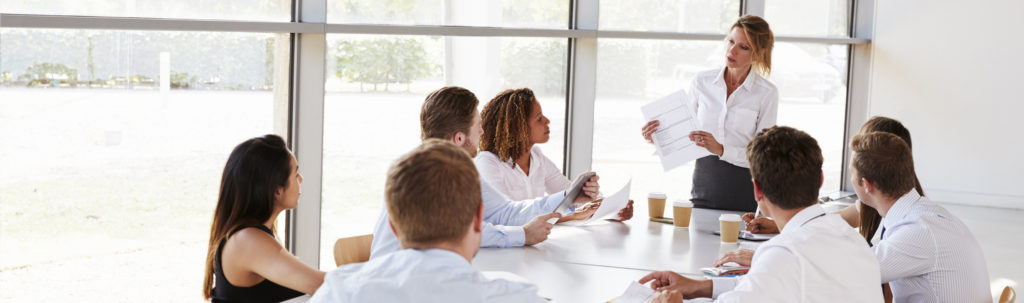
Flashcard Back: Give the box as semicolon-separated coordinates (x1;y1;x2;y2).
480;88;536;162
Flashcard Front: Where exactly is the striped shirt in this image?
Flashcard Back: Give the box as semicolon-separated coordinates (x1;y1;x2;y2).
875;190;990;303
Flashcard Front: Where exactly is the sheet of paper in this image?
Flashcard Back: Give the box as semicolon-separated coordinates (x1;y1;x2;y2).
613;281;655;303
641;90;710;172
561;178;631;226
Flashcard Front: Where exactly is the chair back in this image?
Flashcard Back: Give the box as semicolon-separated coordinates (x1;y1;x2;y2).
333;234;374;266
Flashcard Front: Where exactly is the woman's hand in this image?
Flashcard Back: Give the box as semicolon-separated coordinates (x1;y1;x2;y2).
610;200;635;222
558;201;601;222
642;120;660;143
689;131;723;156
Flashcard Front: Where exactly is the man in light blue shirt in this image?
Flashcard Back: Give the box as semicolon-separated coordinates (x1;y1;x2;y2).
311;140;545;302
370;86;601;258
850;132;990;303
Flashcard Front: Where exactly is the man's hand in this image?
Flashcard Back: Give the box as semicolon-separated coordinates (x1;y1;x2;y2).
742;212;779;234
609;199;634;222
639;271;713;299
713;249;754;267
558;201;600;222
651;290;682;303
570;172;600;205
523;213;560;245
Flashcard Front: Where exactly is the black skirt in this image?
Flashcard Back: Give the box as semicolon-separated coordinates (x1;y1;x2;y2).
690;155;757;212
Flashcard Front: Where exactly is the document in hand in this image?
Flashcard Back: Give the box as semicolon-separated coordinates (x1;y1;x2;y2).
641;90;710;172
559;178;631;226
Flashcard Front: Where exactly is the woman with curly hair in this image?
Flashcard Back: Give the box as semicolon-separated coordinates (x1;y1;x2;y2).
476;88;633;222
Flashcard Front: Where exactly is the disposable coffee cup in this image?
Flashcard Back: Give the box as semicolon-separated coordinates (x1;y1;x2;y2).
719;214;742;243
672;200;693;227
647;192;667;218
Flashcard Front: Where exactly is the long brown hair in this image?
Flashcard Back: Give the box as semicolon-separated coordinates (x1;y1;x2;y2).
856;116;924;245
203;134;293;299
480;88;535;162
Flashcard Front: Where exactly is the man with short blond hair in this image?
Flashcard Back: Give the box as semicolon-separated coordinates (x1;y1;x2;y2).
850;132;989;303
311;140;545;302
369;86;601;258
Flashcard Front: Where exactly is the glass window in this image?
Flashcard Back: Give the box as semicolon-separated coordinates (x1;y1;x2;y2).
0;0;291;21
599;0;740;33
764;0;851;37
592;39;848;203
319;34;568;269
592;39;722;202
770;42;849;194
0;29;289;300
327;0;569;29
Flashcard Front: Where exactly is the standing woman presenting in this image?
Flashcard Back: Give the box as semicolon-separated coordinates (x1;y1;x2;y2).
641;15;777;212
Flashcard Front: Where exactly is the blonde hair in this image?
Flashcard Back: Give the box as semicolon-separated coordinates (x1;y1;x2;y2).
731;15;775;76
386;139;482;247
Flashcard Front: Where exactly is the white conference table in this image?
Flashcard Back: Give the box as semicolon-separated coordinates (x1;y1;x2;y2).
472;202;852;302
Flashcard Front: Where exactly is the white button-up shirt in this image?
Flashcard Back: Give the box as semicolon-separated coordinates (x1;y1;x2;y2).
474;146;571;201
310;248;545;303
711;205;883;302
688;67;778;168
369;177;565;259
875;190;990;303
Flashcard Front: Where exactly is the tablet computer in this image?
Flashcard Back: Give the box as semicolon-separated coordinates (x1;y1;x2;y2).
548;172;596;223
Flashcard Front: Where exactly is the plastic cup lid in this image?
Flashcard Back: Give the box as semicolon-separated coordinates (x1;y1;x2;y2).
673;200;693;207
719;214;742;221
648;192;667;199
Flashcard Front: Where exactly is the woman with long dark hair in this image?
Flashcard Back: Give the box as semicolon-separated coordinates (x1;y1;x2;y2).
202;134;324;302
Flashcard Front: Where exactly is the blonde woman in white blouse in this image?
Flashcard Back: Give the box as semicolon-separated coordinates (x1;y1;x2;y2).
476;88;634;222
641;15;778;212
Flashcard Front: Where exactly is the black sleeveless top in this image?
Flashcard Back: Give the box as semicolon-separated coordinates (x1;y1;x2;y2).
212;225;304;303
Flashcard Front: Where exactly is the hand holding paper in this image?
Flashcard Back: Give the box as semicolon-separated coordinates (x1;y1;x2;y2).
641;90;710;171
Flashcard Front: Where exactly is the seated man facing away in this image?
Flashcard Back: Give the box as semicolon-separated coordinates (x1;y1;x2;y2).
849;132;989;303
370;86;600;258
643;126;882;302
311;139;545;302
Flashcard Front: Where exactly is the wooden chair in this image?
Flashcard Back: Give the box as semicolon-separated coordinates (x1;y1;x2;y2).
333;234;374;266
1000;286;1016;303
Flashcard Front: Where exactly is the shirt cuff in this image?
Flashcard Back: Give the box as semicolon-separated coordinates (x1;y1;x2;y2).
547;190;568;212
711;277;739;299
480;223;527;248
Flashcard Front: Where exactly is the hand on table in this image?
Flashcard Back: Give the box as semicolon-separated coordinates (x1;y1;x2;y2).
639;271;713;299
713;248;755;267
741;212;779;234
690;131;723;156
651;290;682;303
558;201;601;222
523;213;560;245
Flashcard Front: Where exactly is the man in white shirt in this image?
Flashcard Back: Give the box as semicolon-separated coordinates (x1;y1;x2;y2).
849;132;990;303
642;126;882;302
370;86;600;258
311;140;545;302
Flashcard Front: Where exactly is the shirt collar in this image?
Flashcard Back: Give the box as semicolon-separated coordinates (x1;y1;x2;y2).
711;66;760;92
412;248;472;267
780;204;827;235
880;190;923;232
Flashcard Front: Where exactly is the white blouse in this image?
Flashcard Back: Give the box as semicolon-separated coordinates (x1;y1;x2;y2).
687;66;779;168
474;146;571;201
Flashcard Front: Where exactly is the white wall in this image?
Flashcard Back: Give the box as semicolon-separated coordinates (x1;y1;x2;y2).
868;0;1024;208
